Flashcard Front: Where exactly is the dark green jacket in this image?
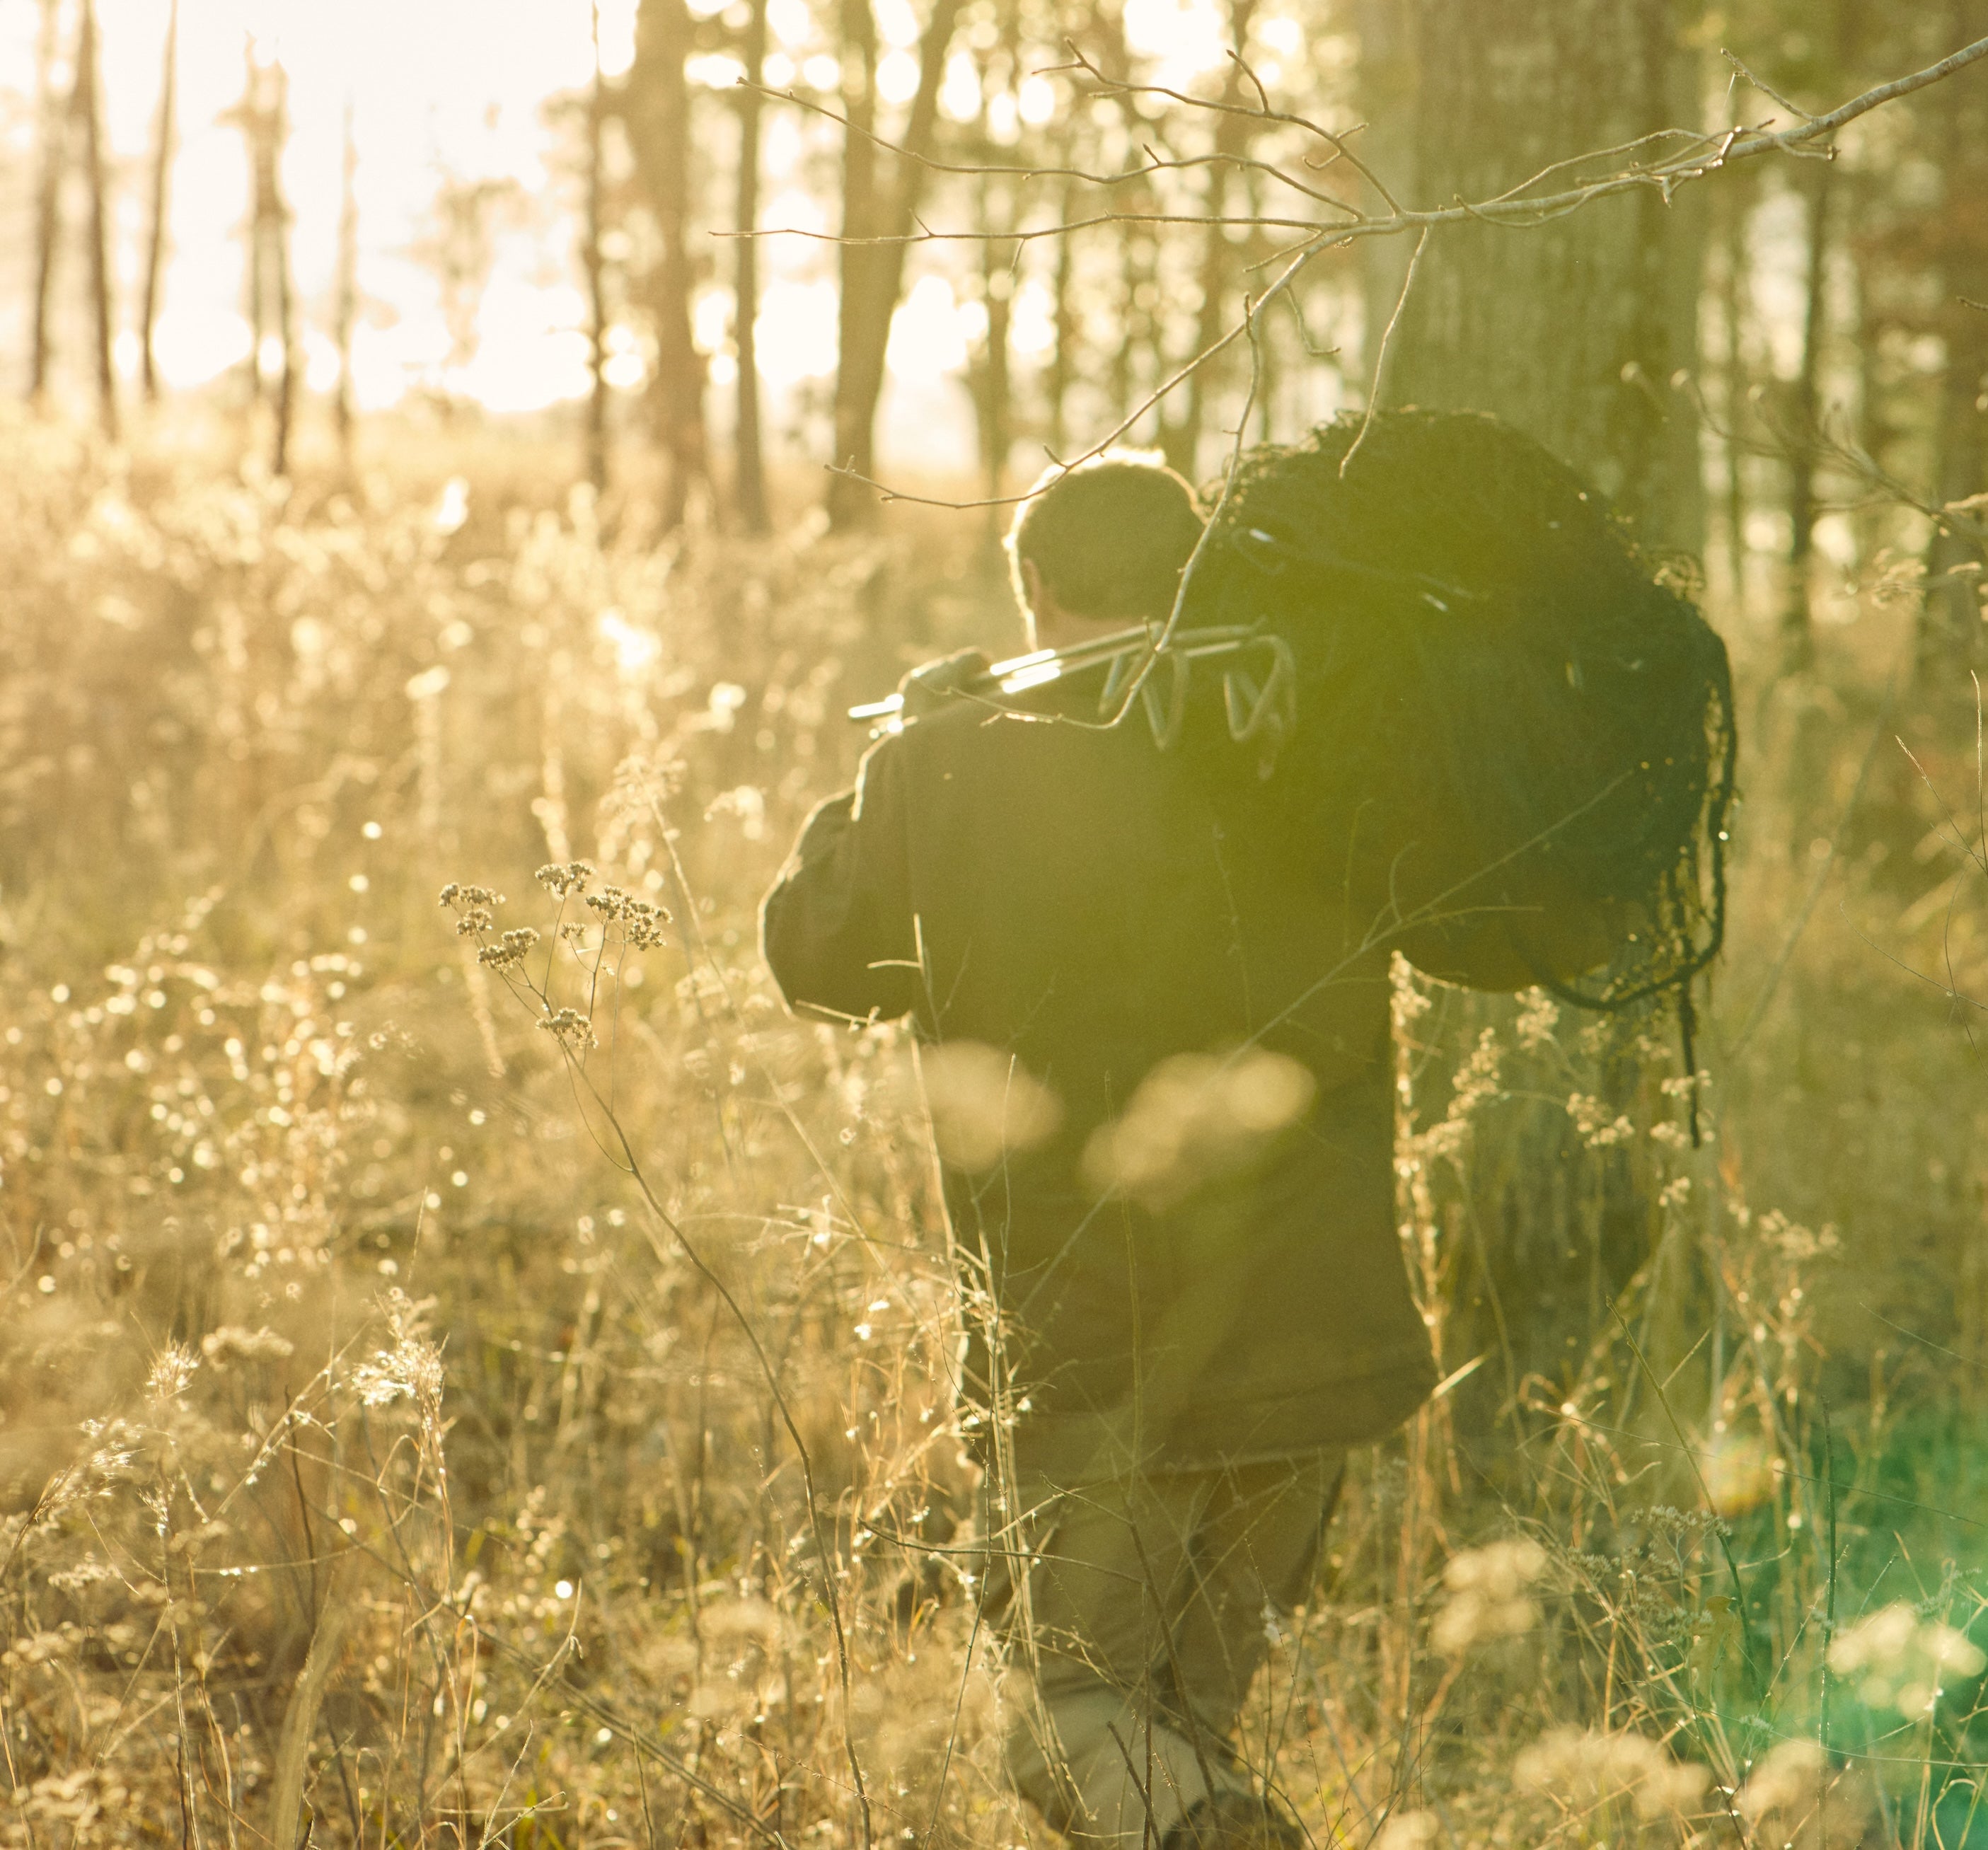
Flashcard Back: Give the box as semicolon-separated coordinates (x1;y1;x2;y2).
761;690;1435;1479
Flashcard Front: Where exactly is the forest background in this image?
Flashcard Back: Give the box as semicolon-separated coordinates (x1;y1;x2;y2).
4;0;1988;1844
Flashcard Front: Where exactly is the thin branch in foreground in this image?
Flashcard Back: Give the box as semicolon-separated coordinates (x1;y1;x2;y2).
1340;224;1428;478
804;31;1988;514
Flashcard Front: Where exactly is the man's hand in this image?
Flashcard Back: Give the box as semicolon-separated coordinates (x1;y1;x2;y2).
898;648;992;718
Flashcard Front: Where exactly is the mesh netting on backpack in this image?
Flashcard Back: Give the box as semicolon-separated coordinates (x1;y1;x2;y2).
1177;407;1736;1019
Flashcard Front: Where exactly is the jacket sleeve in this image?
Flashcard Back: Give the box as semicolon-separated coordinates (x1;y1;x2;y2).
760;736;921;1023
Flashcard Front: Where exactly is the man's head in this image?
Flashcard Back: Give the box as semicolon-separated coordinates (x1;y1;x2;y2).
1007;451;1204;649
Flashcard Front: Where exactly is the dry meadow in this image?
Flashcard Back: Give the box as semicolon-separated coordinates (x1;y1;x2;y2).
1;412;1985;1847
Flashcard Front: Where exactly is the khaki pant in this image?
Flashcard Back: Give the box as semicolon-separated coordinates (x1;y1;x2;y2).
978;1451;1345;1849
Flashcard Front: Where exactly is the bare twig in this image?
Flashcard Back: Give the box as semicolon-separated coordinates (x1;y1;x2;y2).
1721;47;1820;125
1339;224;1428;477
768;35;1988;248
792;32;1988;511
738;75;1360;214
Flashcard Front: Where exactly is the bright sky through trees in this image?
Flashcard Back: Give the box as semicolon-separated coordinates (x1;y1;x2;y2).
0;0;1235;439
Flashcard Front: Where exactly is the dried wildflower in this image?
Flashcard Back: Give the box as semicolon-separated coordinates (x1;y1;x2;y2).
47;1557;116;1594
1514;1726;1710;1820
478;926;542;971
1646;1505;1731;1543
2;1629;79;1671
535;860;596;897
1827;1601;1986;1716
583;886;673;948
705;784;768;840
1372;1813;1439;1850
146;1343;200;1401
1389;952;1432;1031
1736;1738;1876;1846
16;1764;130;1832
1566;1092;1634;1147
200;1325;295;1367
1515;987;1559;1050
352;1343;442;1407
1433;1537;1547;1652
1757;1210;1840;1261
1417;1028;1503;1162
539;1006;597;1053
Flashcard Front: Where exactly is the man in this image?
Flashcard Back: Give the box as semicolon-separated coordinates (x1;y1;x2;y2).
761;451;1438;1850
763;411;1731;1850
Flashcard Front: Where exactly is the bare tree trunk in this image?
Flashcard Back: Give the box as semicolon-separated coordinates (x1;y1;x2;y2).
829;0;878;511
240;55;297;473
1917;0;1988;679
584;3;611;495
1162;0;1257;478
1783;159;1835;658
826;0;966;528
335;94;358;461
1046;180;1077;459
1358;0;1705;549
963;94;1015;516
270;62;296;478
1110;216;1156;434
28;0;65;403
1714;171;1752;603
733;0;770;533
243;44;267;412
139;0;180;403
629;0;707;530
1351;0;1706;1450
981;244;1012;508
78;0;115;439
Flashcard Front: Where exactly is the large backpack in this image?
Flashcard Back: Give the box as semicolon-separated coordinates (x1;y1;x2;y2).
1177;409;1735;1012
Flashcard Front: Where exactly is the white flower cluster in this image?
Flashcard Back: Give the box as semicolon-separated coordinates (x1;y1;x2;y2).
1432;1536;1547;1653
1514;1726;1710;1820
1827;1602;1986;1717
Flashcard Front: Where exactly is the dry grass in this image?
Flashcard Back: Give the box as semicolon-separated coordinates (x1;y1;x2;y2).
1;407;1984;1847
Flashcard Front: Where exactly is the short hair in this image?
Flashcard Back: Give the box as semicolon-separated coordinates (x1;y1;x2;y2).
1007;451;1204;623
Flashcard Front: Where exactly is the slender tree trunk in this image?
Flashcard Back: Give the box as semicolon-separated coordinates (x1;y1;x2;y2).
140;0;180;403
269;62;297;478
1358;0;1705;549
243;45;267;412
335;94;358;460
629;0;707;529
78;0;115;439
734;0;770;533
1716;171;1752;605
1784;159;1836;657
1162;0;1257;478
1110;216;1152;433
966;170;1015;514
1046;179;1077;458
826;0;966;528
1248;168;1278;443
1351;0;1707;1450
1917;0;1988;679
585;2;611;495
982;255;1012;507
28;0;65;403
829;0;879;508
